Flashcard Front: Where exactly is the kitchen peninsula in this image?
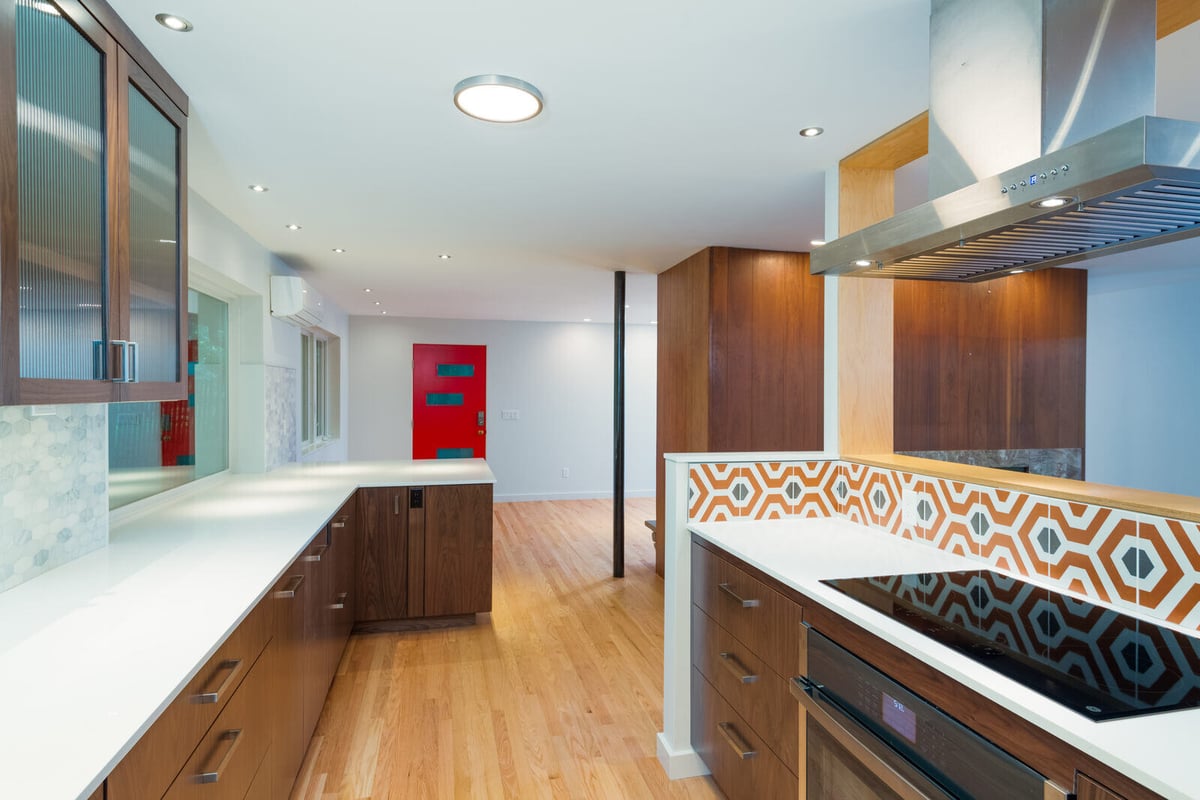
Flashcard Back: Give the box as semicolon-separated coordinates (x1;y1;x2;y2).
0;459;494;800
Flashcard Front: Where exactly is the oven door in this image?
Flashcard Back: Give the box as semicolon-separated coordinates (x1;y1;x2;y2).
794;627;1070;800
793;676;954;800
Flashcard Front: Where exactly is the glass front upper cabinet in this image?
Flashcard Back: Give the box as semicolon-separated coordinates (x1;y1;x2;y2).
2;0;188;405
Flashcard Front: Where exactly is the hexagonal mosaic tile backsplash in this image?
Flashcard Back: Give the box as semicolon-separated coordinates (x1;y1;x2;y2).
0;405;108;593
688;459;1200;631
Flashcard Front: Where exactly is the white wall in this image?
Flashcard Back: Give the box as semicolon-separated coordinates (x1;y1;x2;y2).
349;317;656;501
1086;254;1200;496
188;192;351;467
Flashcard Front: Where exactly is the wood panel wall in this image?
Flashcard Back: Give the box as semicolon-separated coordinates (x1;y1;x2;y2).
893;268;1087;453
655;247;824;574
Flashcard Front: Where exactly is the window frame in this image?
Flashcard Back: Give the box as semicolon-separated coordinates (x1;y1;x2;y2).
301;327;338;451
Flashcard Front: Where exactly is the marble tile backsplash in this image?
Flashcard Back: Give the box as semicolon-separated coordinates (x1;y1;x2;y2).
0;405;108;593
264;365;298;470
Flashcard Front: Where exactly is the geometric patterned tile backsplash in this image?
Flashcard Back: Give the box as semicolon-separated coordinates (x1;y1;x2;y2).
687;459;1200;630
0;405;109;594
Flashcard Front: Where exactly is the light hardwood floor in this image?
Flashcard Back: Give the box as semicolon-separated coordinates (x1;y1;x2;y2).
290;497;722;800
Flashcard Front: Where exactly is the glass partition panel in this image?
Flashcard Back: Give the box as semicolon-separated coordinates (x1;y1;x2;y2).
109;289;227;509
16;0;108;379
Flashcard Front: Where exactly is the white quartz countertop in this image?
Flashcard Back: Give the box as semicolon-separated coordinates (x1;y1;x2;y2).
0;459;494;800
689;518;1197;800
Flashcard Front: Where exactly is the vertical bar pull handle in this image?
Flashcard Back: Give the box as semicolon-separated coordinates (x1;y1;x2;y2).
394;494;400;515
128;340;139;383
110;340;129;382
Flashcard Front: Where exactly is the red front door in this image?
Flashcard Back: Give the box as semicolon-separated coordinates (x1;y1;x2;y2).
412;343;487;460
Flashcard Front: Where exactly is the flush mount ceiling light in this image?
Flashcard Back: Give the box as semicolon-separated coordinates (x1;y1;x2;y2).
1031;195;1075;209
799;126;824;138
248;184;268;193
453;75;543;123
154;13;193;32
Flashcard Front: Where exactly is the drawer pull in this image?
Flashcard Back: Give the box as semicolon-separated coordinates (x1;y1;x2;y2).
195;729;242;784
274;575;304;598
303;544;328;562
332;591;349;610
193;658;242;704
718;582;760;608
717;721;757;760
718;651;758;684
332;520;347;529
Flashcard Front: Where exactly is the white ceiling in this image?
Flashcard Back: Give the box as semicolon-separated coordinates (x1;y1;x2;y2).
104;2;1200;324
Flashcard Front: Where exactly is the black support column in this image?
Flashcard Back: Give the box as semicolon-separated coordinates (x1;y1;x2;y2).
613;270;626;578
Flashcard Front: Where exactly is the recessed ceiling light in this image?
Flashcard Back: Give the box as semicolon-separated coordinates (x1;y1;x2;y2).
332;248;346;254
810;239;826;247
854;259;872;267
158;239;176;244
799;126;824;138
154;13;193;32
248;184;268;193
285;223;301;231
374;301;381;305
437;253;452;260
363;288;371;292
453;75;544;123
1032;195;1074;209
583;318;592;322
381;310;388;315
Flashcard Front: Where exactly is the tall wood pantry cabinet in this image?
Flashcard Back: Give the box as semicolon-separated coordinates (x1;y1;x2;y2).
0;0;189;404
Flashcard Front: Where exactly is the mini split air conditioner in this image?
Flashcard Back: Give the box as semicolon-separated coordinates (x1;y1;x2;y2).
270;275;324;328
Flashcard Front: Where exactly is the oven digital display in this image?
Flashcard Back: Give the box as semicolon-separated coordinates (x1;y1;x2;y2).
882;693;918;743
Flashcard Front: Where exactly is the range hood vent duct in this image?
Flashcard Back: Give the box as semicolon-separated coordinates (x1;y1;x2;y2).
812;0;1200;282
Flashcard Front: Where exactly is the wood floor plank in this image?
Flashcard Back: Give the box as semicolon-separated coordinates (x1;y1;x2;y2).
290;497;719;800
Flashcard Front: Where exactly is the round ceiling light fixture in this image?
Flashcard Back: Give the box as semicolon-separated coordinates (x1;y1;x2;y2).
453;75;544;123
799;126;824;138
154;13;193;32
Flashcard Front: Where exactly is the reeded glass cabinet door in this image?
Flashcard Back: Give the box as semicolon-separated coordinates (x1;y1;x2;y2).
12;0;118;395
120;54;186;400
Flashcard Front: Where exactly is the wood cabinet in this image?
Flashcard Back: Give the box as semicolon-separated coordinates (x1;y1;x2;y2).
655;247;824;574
690;538;804;799
0;0;188;405
1077;774;1128;800
358;483;493;623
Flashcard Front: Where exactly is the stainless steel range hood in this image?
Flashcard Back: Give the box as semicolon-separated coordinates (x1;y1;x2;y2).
811;0;1200;282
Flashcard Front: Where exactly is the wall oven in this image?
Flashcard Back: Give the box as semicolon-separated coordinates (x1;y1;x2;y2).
792;626;1070;800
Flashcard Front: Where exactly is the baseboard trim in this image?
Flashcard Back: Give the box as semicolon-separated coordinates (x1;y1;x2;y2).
656;733;709;780
495;490;655;503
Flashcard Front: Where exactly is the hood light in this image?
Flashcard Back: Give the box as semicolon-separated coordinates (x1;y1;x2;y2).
1032;195;1074;209
453;75;543;123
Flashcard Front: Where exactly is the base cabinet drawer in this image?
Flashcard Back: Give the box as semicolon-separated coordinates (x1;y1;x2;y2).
692;668;794;800
692;606;799;775
691;542;802;677
163;645;273;800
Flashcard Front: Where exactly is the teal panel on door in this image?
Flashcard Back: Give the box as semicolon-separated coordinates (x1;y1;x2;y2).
436;363;475;377
426;392;464;406
437;447;475;458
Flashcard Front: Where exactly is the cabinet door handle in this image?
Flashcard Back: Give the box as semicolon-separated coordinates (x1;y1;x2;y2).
110;340;130;382
718;582;759;608
717;722;756;760
303;544;328;562
274;575;304;598
332;519;346;529
128;340;139;383
394;495;400;515
718;651;758;684
332;591;348;610
193;658;242;704
195;729;242;784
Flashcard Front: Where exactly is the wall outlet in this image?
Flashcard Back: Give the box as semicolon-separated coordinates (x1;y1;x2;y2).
501;409;520;420
561;467;570;478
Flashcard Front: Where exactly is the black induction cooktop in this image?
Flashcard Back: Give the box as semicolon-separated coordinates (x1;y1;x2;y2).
822;570;1200;721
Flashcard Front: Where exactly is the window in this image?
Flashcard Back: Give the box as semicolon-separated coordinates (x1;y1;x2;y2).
302;329;339;448
108;288;229;509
